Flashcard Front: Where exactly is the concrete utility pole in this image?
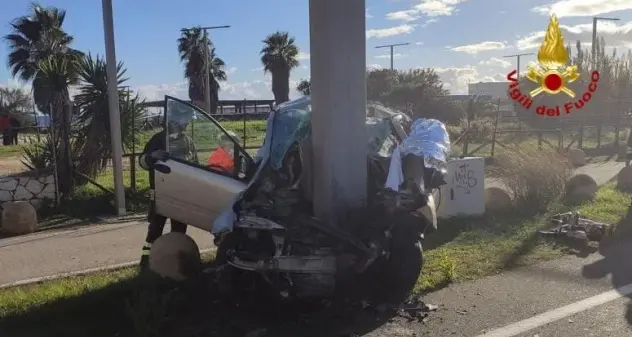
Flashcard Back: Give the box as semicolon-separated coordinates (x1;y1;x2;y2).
181;25;230;113
309;0;367;226
503;53;534;79
375;42;409;71
101;0;126;216
592;17;619;66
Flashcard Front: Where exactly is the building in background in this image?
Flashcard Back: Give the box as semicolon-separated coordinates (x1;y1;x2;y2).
468;81;515;117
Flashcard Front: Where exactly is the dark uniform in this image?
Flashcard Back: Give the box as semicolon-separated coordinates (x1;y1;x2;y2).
138;128;198;269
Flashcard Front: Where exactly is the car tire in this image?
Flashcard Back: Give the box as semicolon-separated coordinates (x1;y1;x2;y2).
364;226;424;304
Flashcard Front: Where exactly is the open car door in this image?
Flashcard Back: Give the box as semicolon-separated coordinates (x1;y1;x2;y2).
153;96;254;231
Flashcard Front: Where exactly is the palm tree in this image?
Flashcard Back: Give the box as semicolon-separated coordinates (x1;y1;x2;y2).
260;31;300;105
4;3;82;113
73;54;144;179
177;27;227;113
296;79;311;96
33;54;80;198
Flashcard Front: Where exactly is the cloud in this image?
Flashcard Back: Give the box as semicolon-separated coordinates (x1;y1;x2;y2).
226;67;238;74
297;52;310;60
366;24;416;38
414;0;466;17
133;78;304;103
516;20;632;50
375;53;407;59
415;41;424;45
532;0;632;18
367;64;384;70
366;9;373;18
386;9;421;22
385;0;466;25
250;66;264;72
434;66;507;93
450;41;507;54
479;57;512;68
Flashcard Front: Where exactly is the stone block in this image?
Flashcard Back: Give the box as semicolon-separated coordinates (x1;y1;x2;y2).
149;232;201;282
1;201;37;235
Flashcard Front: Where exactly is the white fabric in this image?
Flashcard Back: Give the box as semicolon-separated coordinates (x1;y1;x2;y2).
385;146;404;191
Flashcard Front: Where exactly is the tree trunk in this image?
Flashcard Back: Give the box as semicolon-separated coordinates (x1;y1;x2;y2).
271;69;291;105
51;94;74;201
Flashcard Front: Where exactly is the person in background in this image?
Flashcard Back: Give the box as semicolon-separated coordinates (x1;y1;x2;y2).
9;116;20;145
0;114;10;146
137;102;198;270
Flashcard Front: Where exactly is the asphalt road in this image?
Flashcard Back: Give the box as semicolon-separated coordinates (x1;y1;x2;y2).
363;237;632;337
0;218;214;287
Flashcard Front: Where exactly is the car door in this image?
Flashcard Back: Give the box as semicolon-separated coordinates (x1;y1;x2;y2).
154;96;254;231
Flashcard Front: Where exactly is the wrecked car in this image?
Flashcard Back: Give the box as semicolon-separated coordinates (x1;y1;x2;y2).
147;95;450;302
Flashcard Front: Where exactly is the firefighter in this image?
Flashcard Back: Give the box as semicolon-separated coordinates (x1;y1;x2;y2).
138;102;198;269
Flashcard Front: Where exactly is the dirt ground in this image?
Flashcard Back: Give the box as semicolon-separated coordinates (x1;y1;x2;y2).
0;157;26;175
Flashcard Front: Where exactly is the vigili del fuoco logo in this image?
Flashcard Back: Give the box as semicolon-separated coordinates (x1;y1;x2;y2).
506;14;600;117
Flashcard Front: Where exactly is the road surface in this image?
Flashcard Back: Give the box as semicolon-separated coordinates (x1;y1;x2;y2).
0;218;214;287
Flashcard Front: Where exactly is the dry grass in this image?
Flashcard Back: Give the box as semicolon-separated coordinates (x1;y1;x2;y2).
488;145;572;213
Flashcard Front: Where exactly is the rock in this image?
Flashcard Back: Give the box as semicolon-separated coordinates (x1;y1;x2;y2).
149;232;201;282
1;201;37;235
617;166;632;192
44;175;55;184
485;187;512;211
565;174;598;204
13;185;32;201
38;183;56;199
568;149;586;167
0;190;12;202
29;199;43;209
0;178;18;192
25;179;43;195
18;177;30;186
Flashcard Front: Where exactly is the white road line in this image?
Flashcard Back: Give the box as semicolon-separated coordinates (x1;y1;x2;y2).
475;282;632;337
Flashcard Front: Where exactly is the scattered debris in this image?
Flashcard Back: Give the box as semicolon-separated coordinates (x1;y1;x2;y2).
538;212;612;242
395;295;438;323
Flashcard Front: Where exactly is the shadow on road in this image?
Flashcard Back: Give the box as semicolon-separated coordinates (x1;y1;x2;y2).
0;268;397;337
582;203;632;327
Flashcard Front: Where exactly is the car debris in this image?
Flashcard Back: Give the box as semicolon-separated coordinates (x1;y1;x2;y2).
538;211;612;242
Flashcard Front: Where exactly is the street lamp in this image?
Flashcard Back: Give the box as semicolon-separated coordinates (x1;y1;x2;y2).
592;17;619;66
181;25;231;113
101;0;125;216
375;42;410;71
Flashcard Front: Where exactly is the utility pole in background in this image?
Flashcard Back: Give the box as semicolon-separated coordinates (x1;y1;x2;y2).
503;53;534;79
592;17;619;66
181;25;230;113
101;0;126;216
591;17;619;149
375;42;409;71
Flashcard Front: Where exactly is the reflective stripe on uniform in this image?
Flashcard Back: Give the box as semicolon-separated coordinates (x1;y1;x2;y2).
142;244;151;255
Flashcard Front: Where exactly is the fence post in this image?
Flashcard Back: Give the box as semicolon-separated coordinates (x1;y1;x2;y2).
242;98;247;149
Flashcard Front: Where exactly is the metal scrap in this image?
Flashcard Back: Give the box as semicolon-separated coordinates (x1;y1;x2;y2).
538;211;612;242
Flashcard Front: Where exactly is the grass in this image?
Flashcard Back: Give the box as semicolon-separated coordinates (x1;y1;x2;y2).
0;144;24;158
0;183;629;336
417;182;631;292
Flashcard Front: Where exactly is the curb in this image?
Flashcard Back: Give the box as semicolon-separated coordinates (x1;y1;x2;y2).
0;247;216;290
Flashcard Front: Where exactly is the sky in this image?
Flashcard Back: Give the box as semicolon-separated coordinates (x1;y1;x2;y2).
2;0;632;102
